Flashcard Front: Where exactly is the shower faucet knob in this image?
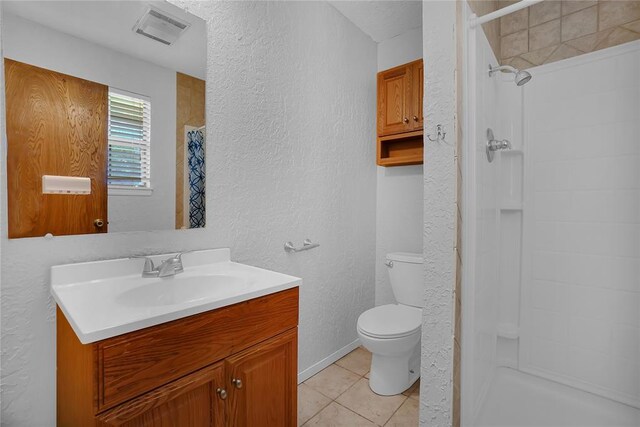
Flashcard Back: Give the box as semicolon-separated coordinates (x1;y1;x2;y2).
486;128;512;163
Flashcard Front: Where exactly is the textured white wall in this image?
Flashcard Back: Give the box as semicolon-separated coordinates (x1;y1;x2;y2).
420;1;457;425
3;13;176;233
0;2;377;425
375;27;423;306
377;26;423;70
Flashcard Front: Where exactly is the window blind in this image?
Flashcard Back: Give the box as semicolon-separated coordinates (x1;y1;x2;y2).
108;89;151;189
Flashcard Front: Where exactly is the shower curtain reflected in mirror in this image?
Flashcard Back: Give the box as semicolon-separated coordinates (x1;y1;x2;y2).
186;126;205;228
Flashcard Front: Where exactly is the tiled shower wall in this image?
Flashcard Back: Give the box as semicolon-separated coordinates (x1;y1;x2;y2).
470;1;640;69
501;0;640;68
521;42;640;407
468;0;501;60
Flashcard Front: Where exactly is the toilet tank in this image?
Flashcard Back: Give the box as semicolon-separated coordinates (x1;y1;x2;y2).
387;252;424;308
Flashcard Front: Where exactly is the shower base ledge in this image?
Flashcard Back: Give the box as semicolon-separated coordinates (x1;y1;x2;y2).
476;367;640;427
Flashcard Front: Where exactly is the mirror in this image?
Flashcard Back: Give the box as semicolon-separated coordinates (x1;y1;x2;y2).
3;1;206;238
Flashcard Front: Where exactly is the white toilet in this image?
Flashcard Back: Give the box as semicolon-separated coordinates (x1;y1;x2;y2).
357;252;423;395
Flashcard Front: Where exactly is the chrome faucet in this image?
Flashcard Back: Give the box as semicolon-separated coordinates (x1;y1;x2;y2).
139;252;188;278
487;138;512;151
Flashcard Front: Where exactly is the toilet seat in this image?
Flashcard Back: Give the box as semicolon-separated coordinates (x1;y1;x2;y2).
357;304;422;339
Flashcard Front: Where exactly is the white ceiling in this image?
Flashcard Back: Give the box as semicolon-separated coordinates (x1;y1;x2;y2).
2;1;206;79
329;1;422;43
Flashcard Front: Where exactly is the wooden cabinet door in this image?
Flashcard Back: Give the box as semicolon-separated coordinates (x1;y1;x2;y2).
5;58;108;238
226;329;297;427
411;60;424;130
377;64;413;136
95;363;225;427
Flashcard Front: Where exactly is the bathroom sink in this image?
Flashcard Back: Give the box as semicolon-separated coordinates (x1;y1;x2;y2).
117;274;249;307
50;248;301;343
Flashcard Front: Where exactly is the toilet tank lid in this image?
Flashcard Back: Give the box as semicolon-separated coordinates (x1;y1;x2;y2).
387;252;423;264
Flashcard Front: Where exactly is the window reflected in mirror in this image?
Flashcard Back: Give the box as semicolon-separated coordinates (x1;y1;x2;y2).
3;1;206;238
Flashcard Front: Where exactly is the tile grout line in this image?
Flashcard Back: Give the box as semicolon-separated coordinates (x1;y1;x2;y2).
301;361;368;425
307;381;339;401
382;394;411;427
302;363;371;426
333;376;380;425
334;369;365;401
303;362;366;401
304;363;391;425
299;386;333;427
335;372;412;426
333;400;381;426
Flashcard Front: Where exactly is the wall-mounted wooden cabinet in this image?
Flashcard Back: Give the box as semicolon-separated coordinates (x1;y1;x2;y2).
377;59;424;166
57;288;299;427
411;60;424;131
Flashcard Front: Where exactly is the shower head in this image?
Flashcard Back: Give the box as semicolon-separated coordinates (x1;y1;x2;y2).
514;69;532;86
488;64;532;86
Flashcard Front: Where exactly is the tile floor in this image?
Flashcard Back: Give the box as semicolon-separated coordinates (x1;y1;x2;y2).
298;347;420;426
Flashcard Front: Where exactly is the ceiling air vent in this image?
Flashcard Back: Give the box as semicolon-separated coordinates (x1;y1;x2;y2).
133;6;190;46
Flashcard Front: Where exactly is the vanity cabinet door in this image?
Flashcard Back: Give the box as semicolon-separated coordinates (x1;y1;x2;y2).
95;363;225;427
225;329;297;427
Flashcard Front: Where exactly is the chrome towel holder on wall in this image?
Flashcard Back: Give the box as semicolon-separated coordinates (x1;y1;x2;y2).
284;239;320;253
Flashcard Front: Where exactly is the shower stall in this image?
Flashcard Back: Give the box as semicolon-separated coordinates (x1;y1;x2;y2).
462;2;640;426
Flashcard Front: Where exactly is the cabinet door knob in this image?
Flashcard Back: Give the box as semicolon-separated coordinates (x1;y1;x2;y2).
413;116;419;122
94;219;105;228
403;117;409;123
231;378;243;389
216;388;227;400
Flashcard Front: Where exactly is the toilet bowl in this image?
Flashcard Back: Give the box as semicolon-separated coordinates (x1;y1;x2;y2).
357;252;424;395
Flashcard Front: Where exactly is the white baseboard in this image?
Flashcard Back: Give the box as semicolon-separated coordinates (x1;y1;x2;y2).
297;339;361;384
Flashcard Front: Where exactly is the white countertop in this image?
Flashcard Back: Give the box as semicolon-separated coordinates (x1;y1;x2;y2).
51;248;301;344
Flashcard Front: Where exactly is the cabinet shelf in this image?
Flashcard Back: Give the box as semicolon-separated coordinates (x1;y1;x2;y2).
497;322;519;339
501;149;524;155
377;130;423;167
500;204;523;211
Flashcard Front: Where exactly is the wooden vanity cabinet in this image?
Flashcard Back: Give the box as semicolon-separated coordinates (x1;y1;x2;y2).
57;288;299;427
376;59;424;166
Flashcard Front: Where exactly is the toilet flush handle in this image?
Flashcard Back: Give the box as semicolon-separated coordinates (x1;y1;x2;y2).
384;260;393;268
